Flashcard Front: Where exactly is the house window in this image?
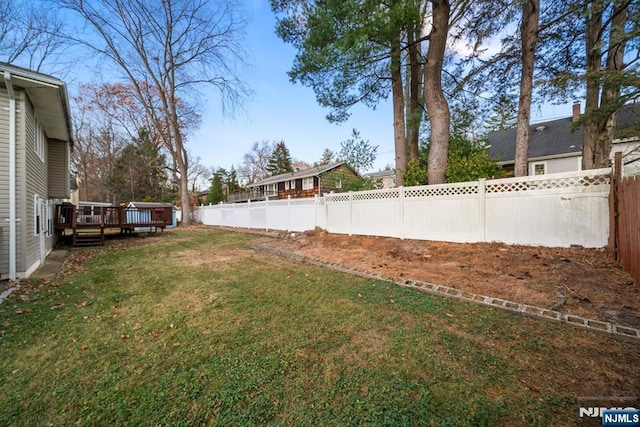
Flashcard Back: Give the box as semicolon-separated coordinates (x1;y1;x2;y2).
290;180;295;190
335;179;342;189
35;119;45;162
266;184;277;195
302;177;314;190
532;162;546;175
284;181;290;190
34;195;43;235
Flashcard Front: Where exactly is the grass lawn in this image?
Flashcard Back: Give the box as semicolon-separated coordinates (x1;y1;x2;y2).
0;228;638;426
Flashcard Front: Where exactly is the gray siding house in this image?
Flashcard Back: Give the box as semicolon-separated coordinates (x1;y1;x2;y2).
1;63;73;280
488;103;640;176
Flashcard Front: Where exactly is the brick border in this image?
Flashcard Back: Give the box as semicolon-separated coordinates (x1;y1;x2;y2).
248;243;640;343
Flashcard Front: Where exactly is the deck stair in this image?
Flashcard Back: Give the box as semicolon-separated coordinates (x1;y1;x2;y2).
72;227;105;247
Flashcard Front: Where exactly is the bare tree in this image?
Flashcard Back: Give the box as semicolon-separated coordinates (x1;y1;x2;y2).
57;0;250;224
0;0;71;73
239;140;275;184
188;154;211;193
71;85;130;202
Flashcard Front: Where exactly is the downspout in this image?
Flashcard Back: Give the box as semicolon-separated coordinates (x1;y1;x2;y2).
3;71;16;280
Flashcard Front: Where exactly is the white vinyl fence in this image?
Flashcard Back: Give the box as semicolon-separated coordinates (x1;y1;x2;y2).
195;168;612;248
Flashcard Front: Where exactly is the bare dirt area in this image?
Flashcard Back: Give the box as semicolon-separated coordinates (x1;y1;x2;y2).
258;228;640;328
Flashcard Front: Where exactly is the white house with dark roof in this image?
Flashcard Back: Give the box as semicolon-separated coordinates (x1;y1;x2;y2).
488;103;640;176
364;169;396;188
0;63;73;280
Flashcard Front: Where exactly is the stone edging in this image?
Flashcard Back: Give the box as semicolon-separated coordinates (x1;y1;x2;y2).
248;243;640;343
0;283;20;306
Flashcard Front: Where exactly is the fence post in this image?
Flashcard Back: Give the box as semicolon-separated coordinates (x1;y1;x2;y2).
314;194;318;229
247;199;251;229
399;186;405;240
288;195;292;232
349;191;353;236
478;178;486;242
265;196;269;231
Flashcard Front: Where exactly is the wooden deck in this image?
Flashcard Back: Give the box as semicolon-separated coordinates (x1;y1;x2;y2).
54;204;173;246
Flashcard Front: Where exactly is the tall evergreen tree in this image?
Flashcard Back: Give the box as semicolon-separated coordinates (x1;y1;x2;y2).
317;148;335;166
338;129;378;174
266;141;293;176
107;129;169;202
271;0;435;185
207;169;225;205
486;94;518;132
514;0;540;177
226;166;241;193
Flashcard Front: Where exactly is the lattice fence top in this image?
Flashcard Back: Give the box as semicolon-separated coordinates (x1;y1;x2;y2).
404;184;479;198
485;170;610;193
326;193;351;202
353;189;400;200
198;169;612;210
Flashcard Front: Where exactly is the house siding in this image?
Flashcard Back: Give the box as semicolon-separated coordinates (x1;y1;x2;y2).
319;165;357;194
530;155;581;175
0;88;9;277
24;94;54;275
278;177;319;199
48;140;70;198
612;139;640;175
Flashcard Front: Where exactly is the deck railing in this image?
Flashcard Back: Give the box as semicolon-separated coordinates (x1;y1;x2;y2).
226;190;279;203
55;204;173;229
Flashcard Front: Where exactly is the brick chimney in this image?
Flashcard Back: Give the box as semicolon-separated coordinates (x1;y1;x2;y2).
572;103;580;122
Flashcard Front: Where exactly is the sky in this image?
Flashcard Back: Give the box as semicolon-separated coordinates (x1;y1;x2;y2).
190;0;580;178
190;1;396;174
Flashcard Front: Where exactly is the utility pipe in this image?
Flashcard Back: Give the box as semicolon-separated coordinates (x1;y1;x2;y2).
3;71;16;280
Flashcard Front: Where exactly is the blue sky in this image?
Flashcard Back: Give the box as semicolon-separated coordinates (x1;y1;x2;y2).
191;0;397;173
185;1;578;175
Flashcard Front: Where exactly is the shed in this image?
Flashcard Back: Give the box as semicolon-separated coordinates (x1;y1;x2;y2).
126;202;176;231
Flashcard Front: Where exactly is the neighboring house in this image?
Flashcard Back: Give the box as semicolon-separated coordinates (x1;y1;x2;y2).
0;63;73;280
229;162;358;203
196;190;209;205
488;103;640;176
364;169;396;188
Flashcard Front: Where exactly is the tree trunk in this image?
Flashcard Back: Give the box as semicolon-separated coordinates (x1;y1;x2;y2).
583;1;604;169
391;38;407;187
406;25;421;161
424;0;450;185
175;137;192;225
514;0;539;177
583;0;627;169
